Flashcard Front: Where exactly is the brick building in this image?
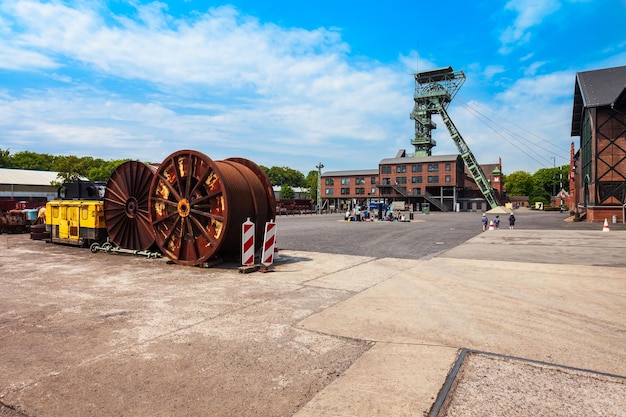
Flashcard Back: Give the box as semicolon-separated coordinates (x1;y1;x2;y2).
321;150;502;213
570;65;626;222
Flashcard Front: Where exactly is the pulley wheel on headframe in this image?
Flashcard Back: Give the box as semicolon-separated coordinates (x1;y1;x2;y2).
149;150;275;265
104;161;157;251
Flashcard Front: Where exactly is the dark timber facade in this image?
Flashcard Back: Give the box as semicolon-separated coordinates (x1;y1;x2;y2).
571;65;626;222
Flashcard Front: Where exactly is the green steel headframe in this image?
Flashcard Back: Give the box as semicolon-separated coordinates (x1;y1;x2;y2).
410;66;465;156
409;66;499;208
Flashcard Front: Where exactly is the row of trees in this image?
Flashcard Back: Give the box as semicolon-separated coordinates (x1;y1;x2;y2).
259;165;318;200
0;149;319;199
1;148;569;202
0;149;130;184
504;165;570;205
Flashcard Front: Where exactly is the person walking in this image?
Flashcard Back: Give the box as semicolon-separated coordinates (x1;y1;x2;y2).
508;213;516;229
481;213;489;231
494;215;500;229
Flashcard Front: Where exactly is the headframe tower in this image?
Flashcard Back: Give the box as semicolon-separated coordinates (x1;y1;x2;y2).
409;66;500;208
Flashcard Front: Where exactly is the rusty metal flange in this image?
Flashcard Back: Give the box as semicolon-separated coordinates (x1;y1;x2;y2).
149;150;274;265
104;161;157;251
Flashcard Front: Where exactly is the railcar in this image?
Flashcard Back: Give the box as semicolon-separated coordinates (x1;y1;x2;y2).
45;199;107;247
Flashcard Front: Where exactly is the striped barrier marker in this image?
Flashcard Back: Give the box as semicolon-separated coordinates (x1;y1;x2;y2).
241;218;255;265
261;221;277;268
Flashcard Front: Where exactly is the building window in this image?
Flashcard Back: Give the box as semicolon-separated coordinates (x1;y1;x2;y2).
445;175;451;183
428;176;439;183
381;166;391;174
382;178;391;185
355;177;365;185
355;188;365;195
341;188;350;195
396;165;406;173
412;176;422;184
428;163;439;172
325;188;334;195
370;187;376;195
370;176;377;184
396;177;407;184
412;164;422;173
324;178;334;186
445;163;451;171
341;178;350;185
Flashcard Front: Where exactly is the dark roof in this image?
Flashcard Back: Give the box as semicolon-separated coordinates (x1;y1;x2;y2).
379;154;459;165
571;65;626;136
322;169;378;177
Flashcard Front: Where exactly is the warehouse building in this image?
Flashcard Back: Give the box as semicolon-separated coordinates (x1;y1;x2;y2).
321;150;503;213
0;168;58;210
570;65;626;222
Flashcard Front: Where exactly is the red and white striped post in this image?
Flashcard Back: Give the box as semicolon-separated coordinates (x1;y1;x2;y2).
241;218;255;266
261;221;277;268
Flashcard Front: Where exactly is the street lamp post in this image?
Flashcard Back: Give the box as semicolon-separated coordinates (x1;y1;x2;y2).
316;163;324;214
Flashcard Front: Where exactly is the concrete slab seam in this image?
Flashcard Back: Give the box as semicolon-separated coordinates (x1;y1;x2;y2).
426;348;626;417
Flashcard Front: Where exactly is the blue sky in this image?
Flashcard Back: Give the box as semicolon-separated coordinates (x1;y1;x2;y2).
1;0;625;176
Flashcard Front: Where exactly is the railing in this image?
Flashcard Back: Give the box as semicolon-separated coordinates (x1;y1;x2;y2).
422;191;447;212
390;184;408;197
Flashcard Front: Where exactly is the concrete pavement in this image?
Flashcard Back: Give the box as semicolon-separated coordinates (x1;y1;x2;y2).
293;229;626;416
1;228;625;416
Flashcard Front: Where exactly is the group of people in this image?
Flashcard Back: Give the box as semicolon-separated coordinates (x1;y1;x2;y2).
345;205;372;221
481;212;516;231
345;206;408;222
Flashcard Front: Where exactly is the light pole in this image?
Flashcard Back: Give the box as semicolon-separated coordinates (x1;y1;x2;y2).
316;163;324;214
551;157;556;200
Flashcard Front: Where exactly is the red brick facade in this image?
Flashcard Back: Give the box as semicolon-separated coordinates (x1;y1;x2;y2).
571;66;626;222
322;153;501;212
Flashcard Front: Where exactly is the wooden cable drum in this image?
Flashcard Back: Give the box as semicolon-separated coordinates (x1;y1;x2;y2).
149;150;275;265
104;161;157;251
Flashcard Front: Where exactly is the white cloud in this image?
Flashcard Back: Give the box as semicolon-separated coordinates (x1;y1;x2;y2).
0;1;414;169
499;0;561;53
0;0;609;176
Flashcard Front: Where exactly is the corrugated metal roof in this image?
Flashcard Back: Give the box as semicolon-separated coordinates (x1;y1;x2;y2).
571;65;626;136
0;168;60;186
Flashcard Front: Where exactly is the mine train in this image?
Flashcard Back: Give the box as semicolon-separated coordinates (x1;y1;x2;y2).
31;150;277;267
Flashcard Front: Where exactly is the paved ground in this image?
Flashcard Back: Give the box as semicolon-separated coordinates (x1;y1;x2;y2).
1;210;624;416
275;208;626;259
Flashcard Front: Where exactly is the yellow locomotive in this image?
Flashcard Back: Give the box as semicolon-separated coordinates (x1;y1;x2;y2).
45;181;107;247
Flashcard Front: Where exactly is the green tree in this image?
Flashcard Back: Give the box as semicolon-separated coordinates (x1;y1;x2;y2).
265;166;305;187
10;151;56;171
279;184;295;199
283;167;305;187
304;170;318;199
0;148;11;168
86;159;129;182
505;170;533;196
54;155;89;183
532;165;569;196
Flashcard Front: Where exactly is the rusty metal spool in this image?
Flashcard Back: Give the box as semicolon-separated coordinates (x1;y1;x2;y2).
149;150;275;265
104;161;157;251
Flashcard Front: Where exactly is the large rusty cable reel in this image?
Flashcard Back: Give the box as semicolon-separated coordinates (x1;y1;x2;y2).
149;150;275;265
225;157;276;249
104;161;157;251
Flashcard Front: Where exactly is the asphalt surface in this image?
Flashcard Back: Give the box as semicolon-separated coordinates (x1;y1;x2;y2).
274;208;624;260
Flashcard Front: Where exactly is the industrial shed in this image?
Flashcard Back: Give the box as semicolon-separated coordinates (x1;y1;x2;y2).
570;65;626;222
0;168;59;210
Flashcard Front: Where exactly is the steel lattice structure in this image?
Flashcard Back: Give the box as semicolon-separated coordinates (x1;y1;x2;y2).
410;66;500;209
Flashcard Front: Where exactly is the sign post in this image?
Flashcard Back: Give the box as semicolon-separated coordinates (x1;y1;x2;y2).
261;221;277;271
241;218;255;266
